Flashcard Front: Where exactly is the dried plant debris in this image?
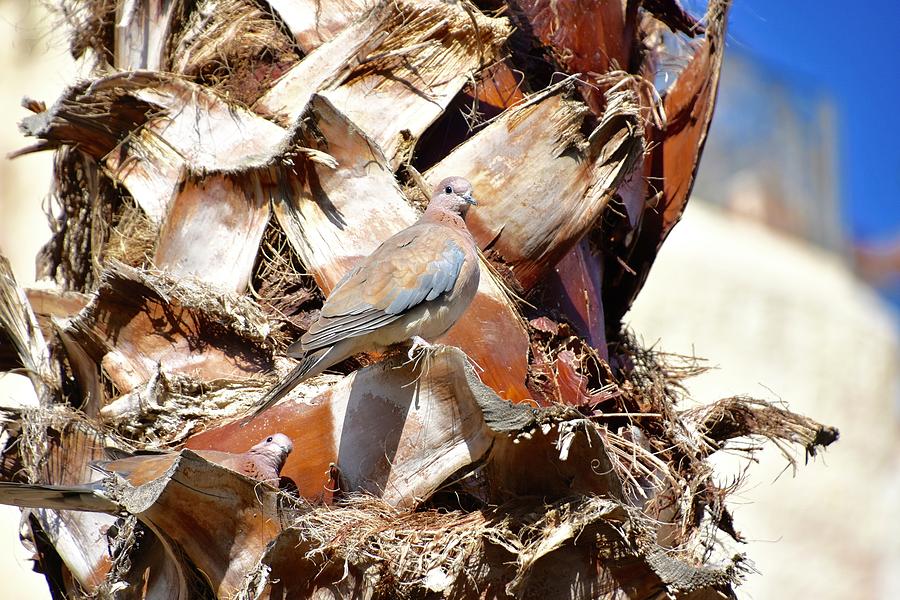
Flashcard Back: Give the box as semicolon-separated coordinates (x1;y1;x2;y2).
602;338;838;548
0;341;837;599
515;332;840;549
682;397;841;462
504;0;642;116
265;0;376;52
171;0;302;104
0;405;120;592
536;239;607;352
109;451;284;598
0;408;285;598
252;5;393;124
0;257;58;397
250;218;323;339
1;404;106;486
102;197;159;269
319;0;512;167
90;515;205;600
526;315;613;407
50;0;115;61
113;0;189;71
154;172;273;294
36;148;124;291
257;0;512;168
244;494;747;600
601;0;731;327
99;370;271;445
17;73;292;223
410;61;528;173
15;80;154;159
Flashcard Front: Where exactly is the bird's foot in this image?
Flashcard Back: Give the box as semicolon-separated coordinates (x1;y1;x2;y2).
403;336;438;381
407;336;434;361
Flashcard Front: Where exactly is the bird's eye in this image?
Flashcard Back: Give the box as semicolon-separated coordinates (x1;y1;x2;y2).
444;186;453;194
266;436;273;443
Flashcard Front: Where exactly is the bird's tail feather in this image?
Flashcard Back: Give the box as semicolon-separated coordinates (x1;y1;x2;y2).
243;348;331;423
0;481;117;513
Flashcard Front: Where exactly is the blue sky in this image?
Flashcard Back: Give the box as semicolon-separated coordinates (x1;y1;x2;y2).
717;0;900;243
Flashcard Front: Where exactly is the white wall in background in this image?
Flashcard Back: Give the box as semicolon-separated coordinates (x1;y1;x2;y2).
0;1;75;597
628;200;900;600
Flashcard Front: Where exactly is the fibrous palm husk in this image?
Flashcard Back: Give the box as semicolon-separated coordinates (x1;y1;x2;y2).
243;495;749;600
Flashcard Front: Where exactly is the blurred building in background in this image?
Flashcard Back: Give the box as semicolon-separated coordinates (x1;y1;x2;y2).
692;53;844;251
629;49;900;600
691;51;900;311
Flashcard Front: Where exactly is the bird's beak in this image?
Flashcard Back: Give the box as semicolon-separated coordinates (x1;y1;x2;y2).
463;193;477;206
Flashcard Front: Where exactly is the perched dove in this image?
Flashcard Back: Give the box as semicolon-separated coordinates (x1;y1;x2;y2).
0;433;293;513
104;432;294;485
248;176;480;419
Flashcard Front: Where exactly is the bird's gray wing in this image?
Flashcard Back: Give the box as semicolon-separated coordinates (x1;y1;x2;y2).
296;227;466;353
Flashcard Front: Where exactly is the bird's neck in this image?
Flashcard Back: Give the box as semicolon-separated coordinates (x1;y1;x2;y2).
421;207;467;229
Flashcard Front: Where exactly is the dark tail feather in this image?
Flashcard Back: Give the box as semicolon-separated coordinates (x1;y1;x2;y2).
242;349;331;424
0;481;118;513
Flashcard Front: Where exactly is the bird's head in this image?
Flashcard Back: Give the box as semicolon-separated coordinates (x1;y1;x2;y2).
430;176;477;218
251;433;294;468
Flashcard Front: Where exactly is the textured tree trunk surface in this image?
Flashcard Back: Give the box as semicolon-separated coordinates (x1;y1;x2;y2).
0;0;837;598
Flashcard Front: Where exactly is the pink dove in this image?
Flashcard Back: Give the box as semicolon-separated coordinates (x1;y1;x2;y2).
247;176;481;420
0;433;293;512
103;432;294;484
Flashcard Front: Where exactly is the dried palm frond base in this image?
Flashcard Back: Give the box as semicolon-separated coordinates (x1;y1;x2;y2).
243;494;749;600
0;362;834;599
1;373;834;600
231;345;834;600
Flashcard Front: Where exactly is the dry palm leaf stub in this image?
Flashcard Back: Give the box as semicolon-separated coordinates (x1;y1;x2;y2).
61;261;275;398
0;404;293;597
601;0;731;328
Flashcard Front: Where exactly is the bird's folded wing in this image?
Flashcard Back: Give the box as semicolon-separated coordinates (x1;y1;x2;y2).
297;228;467;352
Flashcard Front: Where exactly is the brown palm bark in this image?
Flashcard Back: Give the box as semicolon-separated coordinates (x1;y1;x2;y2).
0;0;837;598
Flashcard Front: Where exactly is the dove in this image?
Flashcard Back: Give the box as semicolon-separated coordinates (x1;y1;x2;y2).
0;433;293;513
104;432;294;485
247;176;481;420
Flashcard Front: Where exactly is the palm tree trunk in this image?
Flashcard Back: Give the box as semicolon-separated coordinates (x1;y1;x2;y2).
0;0;837;598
